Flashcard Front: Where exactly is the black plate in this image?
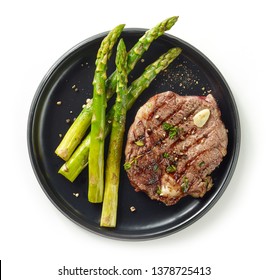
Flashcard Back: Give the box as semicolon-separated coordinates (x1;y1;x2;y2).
27;29;240;240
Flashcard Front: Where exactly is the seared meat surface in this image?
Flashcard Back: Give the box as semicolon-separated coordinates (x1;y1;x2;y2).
124;91;228;206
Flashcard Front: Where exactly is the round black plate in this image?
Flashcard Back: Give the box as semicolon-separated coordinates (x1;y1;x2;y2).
27;29;240;240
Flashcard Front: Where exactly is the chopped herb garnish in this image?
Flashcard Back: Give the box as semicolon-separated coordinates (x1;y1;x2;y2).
162;122;173;130
169;127;179;139
162;122;179;139
124;155;142;171
156;186;162;195
166;164;177;173
135;140;144;147
181;176;189;193
123;162;132;170
199;161;205;167
153;164;159;171
163;152;169;158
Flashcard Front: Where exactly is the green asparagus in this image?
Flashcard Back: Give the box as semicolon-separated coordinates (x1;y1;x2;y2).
55;16;179;161
87;24;125;203
59;47;182;181
54;100;93;161
105;16;179;98
100;39;128;227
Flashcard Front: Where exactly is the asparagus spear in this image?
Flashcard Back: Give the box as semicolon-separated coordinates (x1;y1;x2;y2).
105;16;179;98
59;47;182;182
55;16;179;161
100;39;128;227
54;99;93;161
87;24;125;203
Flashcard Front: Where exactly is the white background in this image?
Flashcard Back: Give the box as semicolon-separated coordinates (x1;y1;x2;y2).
1;0;267;279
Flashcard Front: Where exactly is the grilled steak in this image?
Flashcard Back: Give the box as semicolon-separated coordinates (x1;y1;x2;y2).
124;91;228;206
